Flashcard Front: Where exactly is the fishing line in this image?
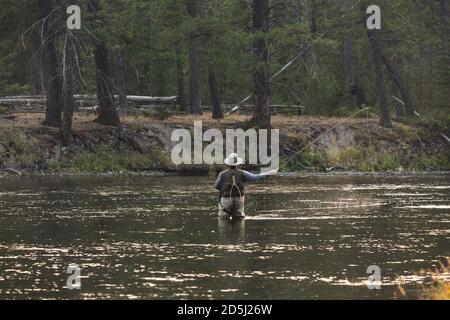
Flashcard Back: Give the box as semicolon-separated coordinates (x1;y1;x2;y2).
283;107;370;165
366;107;377;177
244;107;372;210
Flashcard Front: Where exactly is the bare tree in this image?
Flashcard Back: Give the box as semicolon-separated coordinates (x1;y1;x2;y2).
61;0;76;146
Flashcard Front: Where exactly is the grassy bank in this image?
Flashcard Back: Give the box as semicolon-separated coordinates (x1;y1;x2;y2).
397;258;450;300
0;112;449;175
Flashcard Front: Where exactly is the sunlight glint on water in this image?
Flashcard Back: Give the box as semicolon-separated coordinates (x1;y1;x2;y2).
0;174;448;299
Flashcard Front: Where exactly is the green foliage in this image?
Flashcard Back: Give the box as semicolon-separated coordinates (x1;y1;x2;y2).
73;145;127;173
0;127;28;157
0;144;5;162
0;106;9;116
410;153;450;171
71;144;170;173
142;106;172;120
375;152;401;171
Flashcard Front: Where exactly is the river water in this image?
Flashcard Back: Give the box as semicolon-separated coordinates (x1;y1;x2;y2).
0;174;448;300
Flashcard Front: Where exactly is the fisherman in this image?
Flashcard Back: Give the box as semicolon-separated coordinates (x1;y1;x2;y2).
215;153;278;220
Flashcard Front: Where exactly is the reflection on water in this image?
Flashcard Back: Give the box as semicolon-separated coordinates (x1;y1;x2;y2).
218;219;246;243
0;174;449;299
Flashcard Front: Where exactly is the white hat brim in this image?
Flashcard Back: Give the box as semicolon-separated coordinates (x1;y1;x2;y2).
224;156;244;166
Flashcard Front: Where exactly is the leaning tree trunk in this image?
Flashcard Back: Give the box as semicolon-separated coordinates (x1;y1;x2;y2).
251;0;271;129
61;0;76;146
176;42;187;111
364;17;414;117
378;52;415;117
368;30;392;128
113;50;128;111
208;65;223;119
39;0;63;127
187;0;202;115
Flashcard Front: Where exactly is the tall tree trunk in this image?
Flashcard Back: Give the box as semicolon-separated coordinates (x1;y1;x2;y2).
61;0;76;146
94;43;120;126
439;0;450;93
113;50;128;111
39;0;62;127
30;30;45;95
89;0;120;126
352;84;368;108
344;39;367;108
251;0;271;129
176;42;187;111
343;37;356;105
208;65;223;119
310;0;318;34
368;30;392;128
187;0;202;115
440;0;449;52
342;0;367;108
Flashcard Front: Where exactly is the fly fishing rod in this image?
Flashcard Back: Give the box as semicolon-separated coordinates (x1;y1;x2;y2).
226;0;364;116
226;32;328;116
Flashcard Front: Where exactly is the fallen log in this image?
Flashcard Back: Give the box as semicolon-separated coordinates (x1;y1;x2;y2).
0;98;46;104
0;95;179;105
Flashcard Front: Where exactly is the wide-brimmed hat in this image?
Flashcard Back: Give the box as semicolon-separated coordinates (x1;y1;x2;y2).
224;153;244;166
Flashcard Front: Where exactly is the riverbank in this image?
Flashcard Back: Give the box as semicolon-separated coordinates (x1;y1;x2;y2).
0;112;449;176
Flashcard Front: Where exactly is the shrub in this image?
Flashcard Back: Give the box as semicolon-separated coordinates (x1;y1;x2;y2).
0;127;28;156
375;151;401;171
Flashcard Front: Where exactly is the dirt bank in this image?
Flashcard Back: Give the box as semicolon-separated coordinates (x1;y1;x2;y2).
0;112;449;176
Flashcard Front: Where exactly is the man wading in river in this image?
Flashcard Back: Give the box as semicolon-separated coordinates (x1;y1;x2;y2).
215;153;278;220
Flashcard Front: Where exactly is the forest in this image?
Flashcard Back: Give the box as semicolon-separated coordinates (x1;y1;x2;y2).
0;0;450;125
0;0;449;172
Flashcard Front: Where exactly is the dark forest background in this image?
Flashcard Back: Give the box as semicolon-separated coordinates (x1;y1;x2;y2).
0;0;448;133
